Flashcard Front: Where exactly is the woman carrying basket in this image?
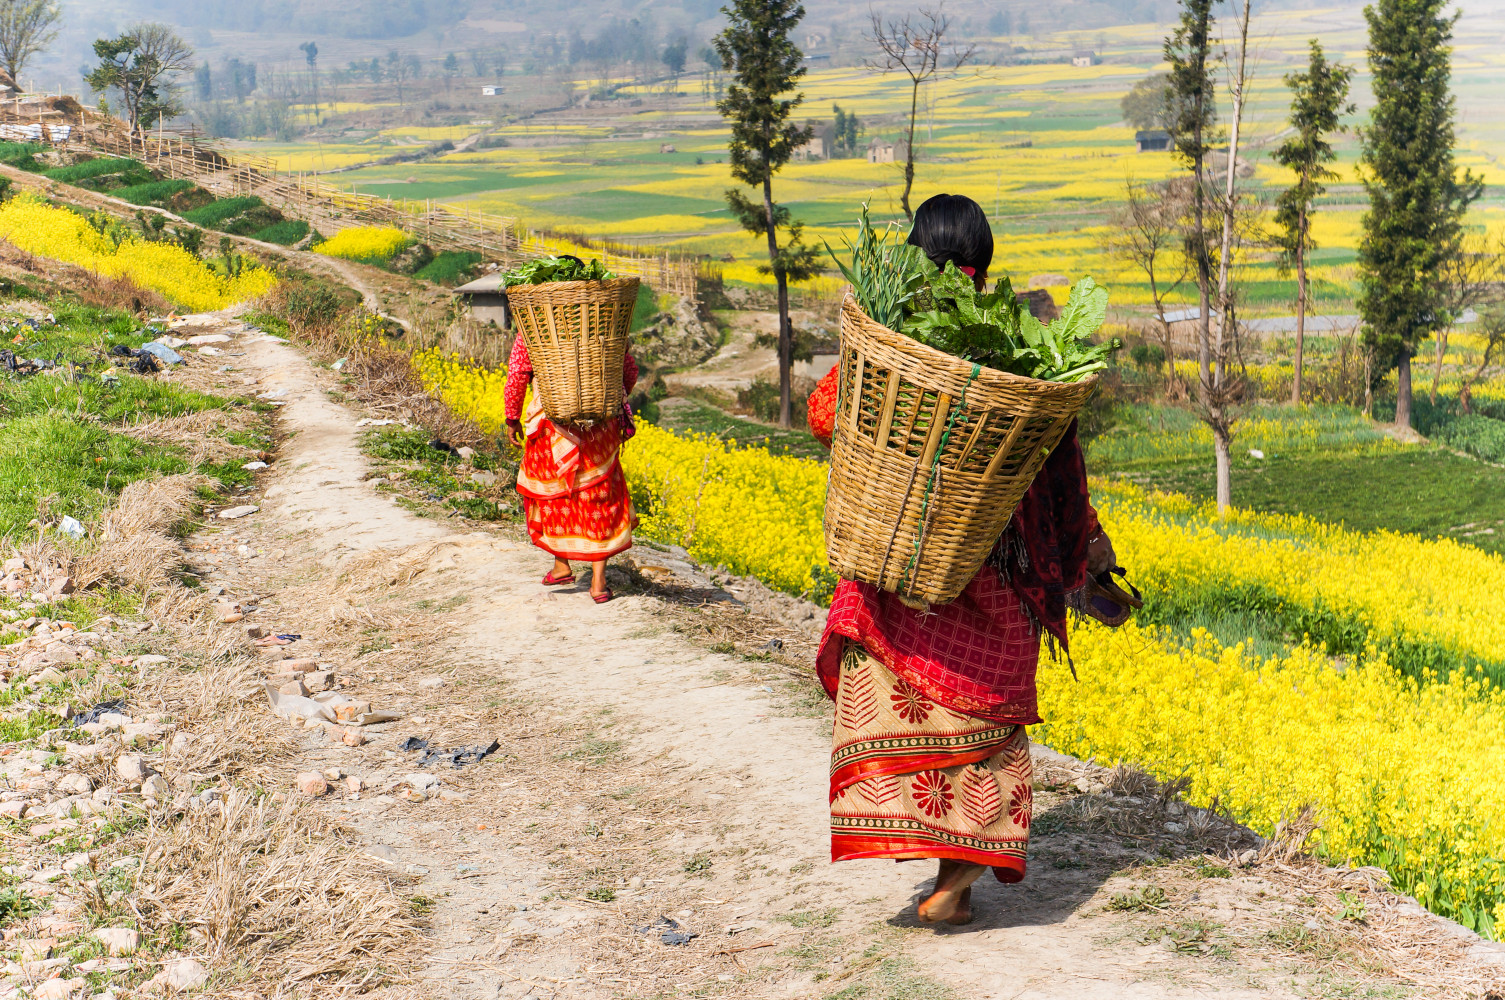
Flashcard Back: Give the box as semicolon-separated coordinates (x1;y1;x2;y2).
504;334;638;604
807;194;1119;925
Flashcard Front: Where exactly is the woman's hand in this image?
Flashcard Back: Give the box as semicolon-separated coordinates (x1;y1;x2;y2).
1087;531;1117;577
505;419;525;449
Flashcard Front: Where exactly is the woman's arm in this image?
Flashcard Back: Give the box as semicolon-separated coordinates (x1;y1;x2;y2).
504;336;533;446
623;351;639;395
807;366;839;449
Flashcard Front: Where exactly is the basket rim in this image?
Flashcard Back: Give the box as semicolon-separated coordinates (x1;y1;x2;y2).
840;290;1099;395
503;276;642;296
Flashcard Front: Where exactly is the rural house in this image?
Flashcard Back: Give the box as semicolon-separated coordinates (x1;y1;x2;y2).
1072;50;1099;67
1135;129;1172;152
481;85;502;97
795;122;838;161
867;137;909;164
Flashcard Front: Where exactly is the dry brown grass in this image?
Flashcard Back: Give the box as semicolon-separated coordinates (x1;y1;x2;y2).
120;409;261;466
131;791;424;991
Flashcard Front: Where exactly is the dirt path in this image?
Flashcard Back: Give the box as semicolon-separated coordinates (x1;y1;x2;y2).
177;314;1501;999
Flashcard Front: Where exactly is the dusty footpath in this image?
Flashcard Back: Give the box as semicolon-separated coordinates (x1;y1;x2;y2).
1;313;1503;1000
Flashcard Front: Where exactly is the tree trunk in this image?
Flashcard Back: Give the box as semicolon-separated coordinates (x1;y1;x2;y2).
901;78;920;221
1292;229;1306;404
1430;329;1446;405
1213;420;1232;513
764;174;792;427
1395;352;1413;430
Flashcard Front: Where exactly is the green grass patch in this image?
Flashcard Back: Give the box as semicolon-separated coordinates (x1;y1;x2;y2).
1086;401;1384;469
413;250;481;286
0;887;41;927
183;196;264;228
1436;414;1505;463
654;399;831;462
1114;446;1505;558
0;142;44;172
0;414;188;536
249;219;311;245
41;156;146;184
0;375;229;424
109;179;195;207
0;710;64;743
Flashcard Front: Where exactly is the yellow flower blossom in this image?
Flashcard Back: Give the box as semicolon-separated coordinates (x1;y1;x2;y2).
0;194;274;311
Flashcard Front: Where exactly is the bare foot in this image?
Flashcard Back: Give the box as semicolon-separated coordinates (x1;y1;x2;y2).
918;860;986;924
945;886;974;925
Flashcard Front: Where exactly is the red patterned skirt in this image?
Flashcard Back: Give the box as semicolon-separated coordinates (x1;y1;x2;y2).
830;641;1033;882
516;398;635;562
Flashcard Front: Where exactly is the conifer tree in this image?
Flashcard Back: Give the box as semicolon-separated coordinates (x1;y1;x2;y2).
715;0;821;426
1358;0;1481;430
1274;40;1352;404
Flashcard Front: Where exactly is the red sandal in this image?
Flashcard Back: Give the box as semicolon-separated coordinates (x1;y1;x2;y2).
541;570;576;586
591;588;613;604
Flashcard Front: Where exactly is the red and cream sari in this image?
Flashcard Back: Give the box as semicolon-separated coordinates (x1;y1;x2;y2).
505;336;638;562
808;366;1098;882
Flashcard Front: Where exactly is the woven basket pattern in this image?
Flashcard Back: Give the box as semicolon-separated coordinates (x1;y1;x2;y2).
506;277;640;424
824;293;1099;606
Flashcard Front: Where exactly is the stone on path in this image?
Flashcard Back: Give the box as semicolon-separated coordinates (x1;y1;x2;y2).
296;772;328;797
217;505;259;520
152;958;209;992
94;927;139;956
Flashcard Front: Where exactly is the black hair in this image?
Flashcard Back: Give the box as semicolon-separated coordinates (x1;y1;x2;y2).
906;194;994;278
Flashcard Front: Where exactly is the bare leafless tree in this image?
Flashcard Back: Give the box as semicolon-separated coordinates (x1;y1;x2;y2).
0;0;59;88
1109;178;1191;395
866;5;974;221
1460;303;1505;415
0;0;56;86
1203;0;1254;514
1432;232;1505;404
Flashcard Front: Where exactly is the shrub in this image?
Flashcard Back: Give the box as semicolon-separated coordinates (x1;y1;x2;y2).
737;377;807;424
413;250;481;286
1436;413;1505;463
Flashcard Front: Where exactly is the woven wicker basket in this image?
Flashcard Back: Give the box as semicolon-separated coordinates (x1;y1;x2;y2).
506;276;640;424
824;293;1099;607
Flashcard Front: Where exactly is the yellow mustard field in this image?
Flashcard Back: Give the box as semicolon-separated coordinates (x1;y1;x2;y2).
314;226;413;264
0;195;275;311
1041;622;1505;934
621;423;830;597
412;349;510;435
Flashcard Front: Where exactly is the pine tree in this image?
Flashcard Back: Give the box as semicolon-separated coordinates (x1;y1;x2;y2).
1274;40;1353;404
715;0;822;427
1358;0;1482;430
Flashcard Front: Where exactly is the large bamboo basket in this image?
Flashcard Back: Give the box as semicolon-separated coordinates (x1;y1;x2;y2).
824;293;1099;607
506;277;640;424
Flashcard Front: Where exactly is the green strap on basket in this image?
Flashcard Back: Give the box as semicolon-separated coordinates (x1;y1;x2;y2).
897;363;981;598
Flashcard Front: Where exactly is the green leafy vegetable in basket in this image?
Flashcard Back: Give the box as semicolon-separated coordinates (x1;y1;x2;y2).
829;212;1118;383
502;255;616;286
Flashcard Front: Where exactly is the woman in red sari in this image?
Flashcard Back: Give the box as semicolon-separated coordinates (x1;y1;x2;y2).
503;335;638;603
808;194;1116;924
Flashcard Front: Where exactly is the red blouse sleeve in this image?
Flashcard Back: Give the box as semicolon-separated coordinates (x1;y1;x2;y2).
504;335;533;421
623;351;639;395
807;365;839;449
